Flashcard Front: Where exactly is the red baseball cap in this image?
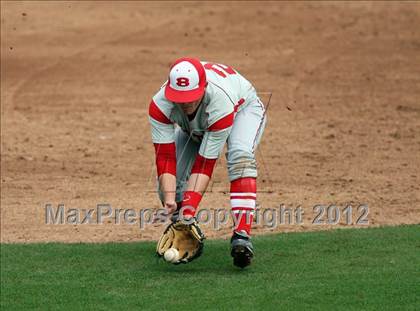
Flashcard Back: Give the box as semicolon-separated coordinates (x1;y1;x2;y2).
165;57;207;103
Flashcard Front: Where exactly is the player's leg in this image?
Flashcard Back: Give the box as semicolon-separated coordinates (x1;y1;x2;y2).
158;127;200;208
227;97;266;234
226;97;267;267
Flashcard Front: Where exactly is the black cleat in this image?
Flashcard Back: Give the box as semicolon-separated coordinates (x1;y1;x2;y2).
230;230;254;268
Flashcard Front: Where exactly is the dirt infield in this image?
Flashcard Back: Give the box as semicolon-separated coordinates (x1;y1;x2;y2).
1;1;419;242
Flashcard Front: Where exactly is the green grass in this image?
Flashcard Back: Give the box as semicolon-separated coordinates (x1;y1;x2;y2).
1;225;419;310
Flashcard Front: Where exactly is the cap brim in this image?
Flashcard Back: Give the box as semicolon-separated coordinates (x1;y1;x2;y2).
165;85;205;104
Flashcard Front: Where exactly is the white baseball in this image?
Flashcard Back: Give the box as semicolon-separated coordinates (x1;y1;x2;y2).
164;248;179;263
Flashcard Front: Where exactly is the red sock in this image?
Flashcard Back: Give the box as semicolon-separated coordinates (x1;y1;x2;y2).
230;177;256;235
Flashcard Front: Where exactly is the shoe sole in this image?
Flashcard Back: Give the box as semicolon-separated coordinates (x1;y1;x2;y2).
231;245;253;268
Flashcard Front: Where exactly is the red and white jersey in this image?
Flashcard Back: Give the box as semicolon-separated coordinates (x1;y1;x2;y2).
149;62;258;159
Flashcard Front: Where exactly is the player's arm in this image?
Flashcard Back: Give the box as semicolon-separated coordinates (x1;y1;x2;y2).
148;100;177;213
181;112;234;217
154;144;177;213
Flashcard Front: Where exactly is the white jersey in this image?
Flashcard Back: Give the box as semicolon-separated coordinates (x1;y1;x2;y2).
149;62;259;159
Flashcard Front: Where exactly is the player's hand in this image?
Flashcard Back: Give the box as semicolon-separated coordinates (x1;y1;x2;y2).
152;200;178;225
164;201;177;215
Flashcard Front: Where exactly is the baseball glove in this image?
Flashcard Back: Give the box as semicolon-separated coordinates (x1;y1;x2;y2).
156;218;205;264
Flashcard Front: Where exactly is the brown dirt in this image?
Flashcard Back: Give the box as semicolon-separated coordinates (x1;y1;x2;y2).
1;1;419;243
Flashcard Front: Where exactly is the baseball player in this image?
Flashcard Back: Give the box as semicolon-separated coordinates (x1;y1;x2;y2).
150;57;266;268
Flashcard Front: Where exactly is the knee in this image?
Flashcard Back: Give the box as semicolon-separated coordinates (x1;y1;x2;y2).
226;149;257;180
227;148;255;165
